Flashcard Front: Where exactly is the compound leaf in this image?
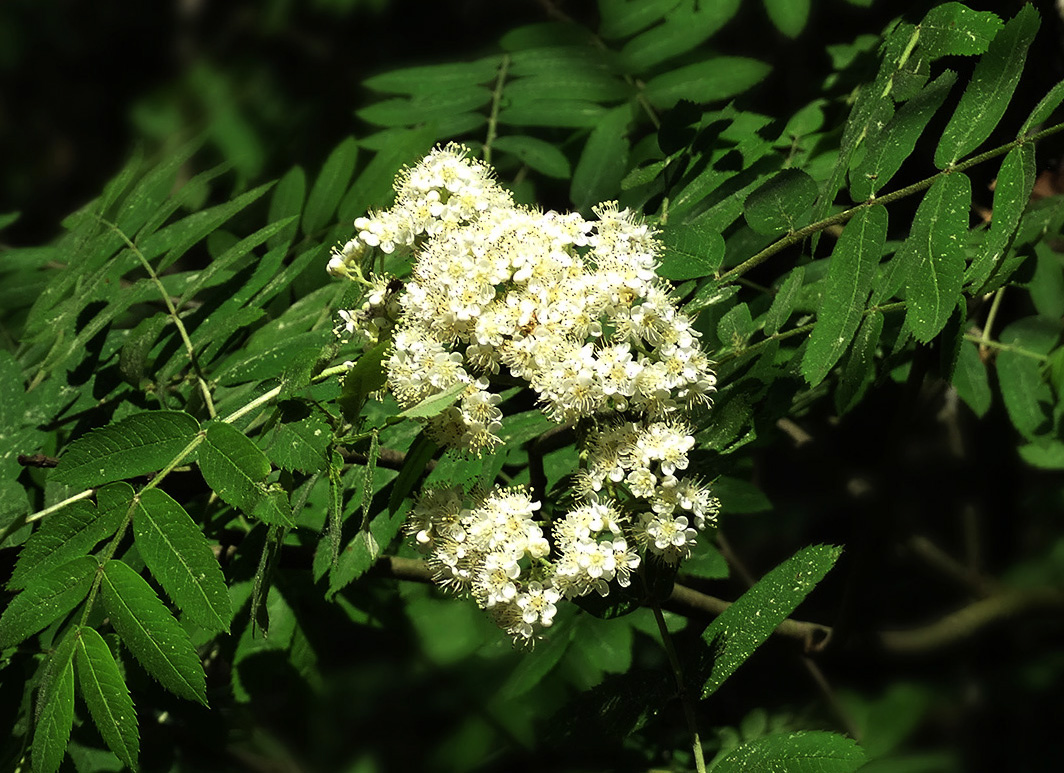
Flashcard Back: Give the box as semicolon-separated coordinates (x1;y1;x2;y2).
133;487;232;633
8;482;132;591
99;559;207;705
32;631;78;773
51;411;200;490
934;5;1039;168
803;205;887;386
0;556;97;650
701;545;841;698
744;169;819;236
898;172;970;342
713;731;865;773
75;626;139;771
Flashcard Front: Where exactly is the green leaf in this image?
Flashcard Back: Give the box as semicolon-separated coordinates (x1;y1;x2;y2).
363;57;502;95
966;143;1035;291
139;182;275;272
340;341;390;420
659;222;725;280
571;106;631;211
0;556;97;650
99;560;207;704
8;482;132;590
357;88;492;129
701;544;841;698
995;317;1059;439
214;329;332;387
0;211;19;231
33;631;77;773
919;3;1003;58
118;312;169;387
644;57;770;110
712;731;866;773
267;165;306;249
265;402;333;474
389;431;437;515
802;206;887;386
599;0;683;40
328;509;405;597
763;0;809;38
398;381;468;420
51;411;201;490
744;169;819;236
621;0;741;70
75;626;139;771
303;137;359;237
1019;79;1064;138
339;128;436;224
498;100;607;128
898;172;970;342
934;5;1039;168
504;72;630;103
763;266;805;336
179;217;298;302
491;135;571;179
850;70;956;201
953;341;992;417
133;488;232;633
198;421;293;527
835;309;884;415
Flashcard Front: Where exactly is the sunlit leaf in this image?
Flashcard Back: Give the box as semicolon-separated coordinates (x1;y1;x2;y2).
75;626;139;771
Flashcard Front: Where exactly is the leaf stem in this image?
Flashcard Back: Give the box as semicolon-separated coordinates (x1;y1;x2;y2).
96;216;217;419
651;601;706;773
718;120;1064;284
483;54;511;166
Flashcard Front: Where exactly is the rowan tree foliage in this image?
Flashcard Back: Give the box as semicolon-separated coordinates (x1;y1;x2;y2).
3;2;1064;771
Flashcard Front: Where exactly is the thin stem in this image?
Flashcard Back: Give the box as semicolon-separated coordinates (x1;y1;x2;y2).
651;602;706;773
718;120;1064;284
97;216;216;418
975;287;1006;360
483;54;510;166
25;488;95;524
962;332;1047;361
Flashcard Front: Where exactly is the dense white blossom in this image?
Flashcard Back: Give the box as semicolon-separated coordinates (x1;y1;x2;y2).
332;144;721;645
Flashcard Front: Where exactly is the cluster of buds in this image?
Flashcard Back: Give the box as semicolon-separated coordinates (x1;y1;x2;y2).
331;144;719;643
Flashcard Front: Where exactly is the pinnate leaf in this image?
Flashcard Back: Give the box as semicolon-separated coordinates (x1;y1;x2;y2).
8;482;132;590
99;559;207;704
802;205;887;386
919;3;1003;58
75;626;139;771
934;5;1039;168
1019;79;1064;139
644;57;770;110
966;143;1035;291
198;421;293;526
659;222;725;280
303;137;359;237
267;165;305;249
850;70;956;201
763;0;810;38
571;106;630;211
33;631;77;773
52;411;200;489
0;556;97;650
713;731;865;773
701;545;841;698
397;381;468;420
898;172;970;342
133;488;232;633
744;169;819;236
621;0;741;70
491;135;571;179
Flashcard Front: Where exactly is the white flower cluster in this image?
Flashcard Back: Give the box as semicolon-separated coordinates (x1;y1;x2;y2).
331;143;720;643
